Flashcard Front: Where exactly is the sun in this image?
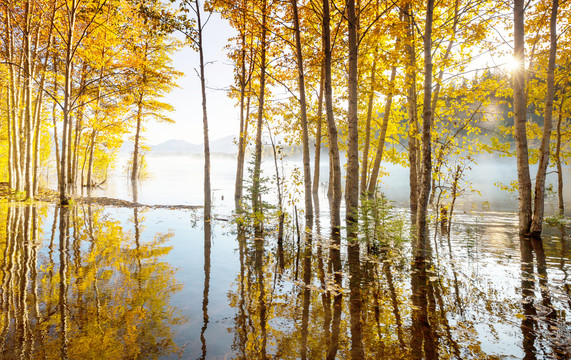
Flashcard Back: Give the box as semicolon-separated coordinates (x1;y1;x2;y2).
505;57;522;72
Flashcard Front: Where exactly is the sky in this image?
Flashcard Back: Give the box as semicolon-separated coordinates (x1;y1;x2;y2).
145;12;238;146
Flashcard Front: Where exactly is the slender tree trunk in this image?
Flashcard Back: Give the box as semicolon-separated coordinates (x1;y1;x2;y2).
530;0;559;236
196;0;211;221
3;4;14;189
86;131;96;188
367;65;397;197
52;52;61;188
23;0;34;199
7;84;14;189
360;54;377;196
555;96;565;216
60;0;77;205
313;66;324;198
513;0;532;235
416;0;434;257
346;0;364;357
291;0;313;226
235;5;250;210
404;2;419;221
131;99;143;181
345;0;359;239
252;0;268;234
32;18;54;195
323;0;342;233
70;65;86;187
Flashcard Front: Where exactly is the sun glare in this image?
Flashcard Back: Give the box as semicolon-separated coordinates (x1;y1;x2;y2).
505;57;522;72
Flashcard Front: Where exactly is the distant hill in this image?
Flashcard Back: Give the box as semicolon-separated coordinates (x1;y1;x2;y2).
151;135;237;155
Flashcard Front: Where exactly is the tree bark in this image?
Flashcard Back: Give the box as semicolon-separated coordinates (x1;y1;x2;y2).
131;99;143;181
86;131;96;189
360;54;377;197
555;96;565;216
252;0;268;235
367;65;397;197
291;0;313;227
404;2;419;221
530;0;559;236
323;0;342;234
234;3;250;210
345;0;360;242
513;0;532;235
196;0;212;221
313;66;324;199
23;0;34;199
416;0;434;257
60;0;78;205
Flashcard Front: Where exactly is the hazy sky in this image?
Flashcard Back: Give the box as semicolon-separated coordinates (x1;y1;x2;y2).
145;12;238;145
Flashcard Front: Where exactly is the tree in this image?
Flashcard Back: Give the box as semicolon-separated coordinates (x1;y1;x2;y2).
513;0;533;234
530;0;560;236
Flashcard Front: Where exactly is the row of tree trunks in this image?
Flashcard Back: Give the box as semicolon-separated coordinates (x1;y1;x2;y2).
3;0;56;200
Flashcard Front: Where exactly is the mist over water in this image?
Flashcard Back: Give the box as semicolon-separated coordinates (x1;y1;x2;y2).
89;153;571;215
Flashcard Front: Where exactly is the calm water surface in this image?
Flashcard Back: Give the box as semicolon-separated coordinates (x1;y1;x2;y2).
2;155;570;358
0;202;569;359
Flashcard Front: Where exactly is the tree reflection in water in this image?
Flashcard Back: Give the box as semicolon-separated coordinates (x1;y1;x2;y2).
0;204;183;359
1;203;569;359
226;214;571;359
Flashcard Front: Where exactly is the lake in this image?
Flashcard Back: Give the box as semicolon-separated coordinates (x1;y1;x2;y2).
1;154;570;358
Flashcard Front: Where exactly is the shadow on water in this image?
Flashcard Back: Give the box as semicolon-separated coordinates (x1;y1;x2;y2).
1;200;570;359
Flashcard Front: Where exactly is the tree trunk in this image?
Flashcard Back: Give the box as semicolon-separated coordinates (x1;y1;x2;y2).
131;99;143;181
234;5;250;210
360;54;377;197
291;0;313;227
313;66;324;199
404;2;419;221
252;0;268;235
530;0;559;236
196;0;212;222
513;0;532;235
23;0;34;199
416;0;434;257
345;0;360;242
323;0;342;234
52;52;61;188
346;0;364;356
86;131;96;189
367;65;397;197
555;96;565;216
60;0;77;205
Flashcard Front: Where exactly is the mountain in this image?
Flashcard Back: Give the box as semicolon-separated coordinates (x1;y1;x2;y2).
151;135;237;154
210;135;237;154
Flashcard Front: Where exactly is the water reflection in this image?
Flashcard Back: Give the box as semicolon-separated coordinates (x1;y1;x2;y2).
1;203;569;359
200;220;211;359
225;215;570;359
520;236;568;359
0;204;183;359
